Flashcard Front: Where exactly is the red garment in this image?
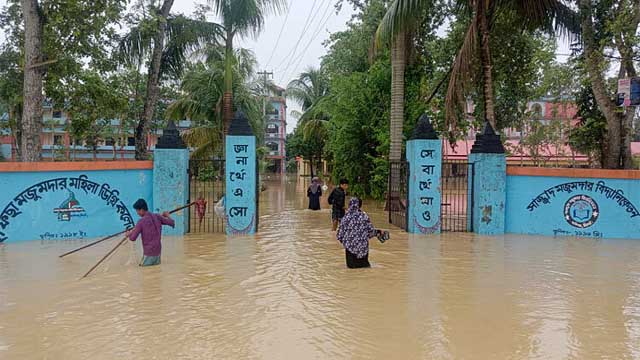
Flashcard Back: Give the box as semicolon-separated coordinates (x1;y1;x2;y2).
195;199;207;220
128;212;175;256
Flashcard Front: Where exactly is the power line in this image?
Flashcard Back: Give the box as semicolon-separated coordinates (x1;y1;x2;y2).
281;0;334;84
273;0;323;74
265;0;293;69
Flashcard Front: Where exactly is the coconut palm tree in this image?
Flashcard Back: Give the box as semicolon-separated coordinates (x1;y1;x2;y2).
208;0;287;135
376;1;417;163
119;10;223;159
377;0;578;130
287;68;330;176
286;67;329;120
167;47;263;159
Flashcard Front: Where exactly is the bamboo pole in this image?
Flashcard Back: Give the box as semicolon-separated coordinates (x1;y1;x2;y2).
59;202;194;258
81;236;128;279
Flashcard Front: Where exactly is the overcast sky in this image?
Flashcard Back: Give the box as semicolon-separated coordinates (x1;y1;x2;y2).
169;0;356;133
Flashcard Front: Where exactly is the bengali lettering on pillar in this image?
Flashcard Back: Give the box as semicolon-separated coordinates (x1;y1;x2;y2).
225;136;257;235
407;140;442;234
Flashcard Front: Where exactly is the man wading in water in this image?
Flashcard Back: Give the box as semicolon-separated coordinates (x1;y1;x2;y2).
328;179;348;231
127;199;175;266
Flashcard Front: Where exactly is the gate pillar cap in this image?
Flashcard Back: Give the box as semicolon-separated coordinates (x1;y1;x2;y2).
470;121;505;154
410;114;438;140
229;110;254;136
156;120;186;149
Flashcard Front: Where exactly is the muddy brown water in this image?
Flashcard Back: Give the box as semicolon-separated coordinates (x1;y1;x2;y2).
1;176;640;359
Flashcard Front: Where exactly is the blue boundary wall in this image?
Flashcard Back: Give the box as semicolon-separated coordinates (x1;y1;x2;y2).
505;167;640;240
0;161;153;243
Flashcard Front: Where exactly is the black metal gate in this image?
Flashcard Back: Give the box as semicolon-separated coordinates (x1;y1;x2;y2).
188;159;226;233
388;161;409;231
441;161;474;232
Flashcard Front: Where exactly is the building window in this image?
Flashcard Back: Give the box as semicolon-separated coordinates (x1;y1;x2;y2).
266;123;278;133
127;137;135;146
531;104;543;119
52;110;63;119
267;142;278;152
105;138;115;146
53;135;64;146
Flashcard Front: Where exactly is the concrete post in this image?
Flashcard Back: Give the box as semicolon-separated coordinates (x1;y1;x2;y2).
407;114;442;234
469;122;507;235
225;111;258;235
153;120;189;236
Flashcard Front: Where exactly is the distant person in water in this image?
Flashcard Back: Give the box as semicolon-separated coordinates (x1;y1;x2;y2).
307;177;322;211
337;198;388;269
328;179;348;231
127;199;175;267
195;194;207;229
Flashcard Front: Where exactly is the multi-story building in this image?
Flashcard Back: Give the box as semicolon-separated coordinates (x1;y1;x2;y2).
264;87;287;173
0;101;191;160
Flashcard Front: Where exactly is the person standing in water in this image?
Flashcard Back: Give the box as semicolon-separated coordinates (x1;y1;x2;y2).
307;177;322;211
127;199;175;267
328;179;348;231
337;198;386;268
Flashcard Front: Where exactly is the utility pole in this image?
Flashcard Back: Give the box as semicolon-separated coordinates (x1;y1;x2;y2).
257;71;274;120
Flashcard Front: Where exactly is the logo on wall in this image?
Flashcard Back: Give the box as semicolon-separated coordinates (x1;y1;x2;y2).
564;194;599;228
53;191;85;222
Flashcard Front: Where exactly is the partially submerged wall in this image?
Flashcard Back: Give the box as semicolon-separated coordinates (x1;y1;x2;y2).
505;167;640;239
0;161;153;242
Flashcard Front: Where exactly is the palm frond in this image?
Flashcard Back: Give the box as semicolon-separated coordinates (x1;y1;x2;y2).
375;0;427;49
160;15;224;78
444;17;478;131
208;0;287;39
509;0;580;40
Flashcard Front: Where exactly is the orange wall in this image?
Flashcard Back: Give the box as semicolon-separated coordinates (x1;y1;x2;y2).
0;161;153;173
507;166;640;180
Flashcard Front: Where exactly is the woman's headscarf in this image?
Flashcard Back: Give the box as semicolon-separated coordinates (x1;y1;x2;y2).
337;198;376;258
309;177;321;194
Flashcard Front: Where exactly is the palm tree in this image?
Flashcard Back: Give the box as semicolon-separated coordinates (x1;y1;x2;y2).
376;0;578;131
286;68;329;121
376;2;417;163
119;9;223;159
287;68;330;177
208;0;287;135
167;47;263;159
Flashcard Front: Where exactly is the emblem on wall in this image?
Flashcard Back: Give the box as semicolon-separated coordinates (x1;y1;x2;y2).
564;194;599;228
53;191;86;222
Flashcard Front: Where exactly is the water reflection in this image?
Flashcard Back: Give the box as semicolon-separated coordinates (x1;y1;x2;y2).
0;175;640;359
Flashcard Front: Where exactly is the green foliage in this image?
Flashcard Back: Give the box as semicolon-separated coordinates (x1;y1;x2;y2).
170;46;264;159
568;85;607;166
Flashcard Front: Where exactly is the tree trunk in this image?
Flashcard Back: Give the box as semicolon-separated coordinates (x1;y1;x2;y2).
388;32;406;212
223;30;234;136
389;31;406;162
135;0;174;160
20;0;44;162
478;1;496;128
580;0;626;169
309;155;315;178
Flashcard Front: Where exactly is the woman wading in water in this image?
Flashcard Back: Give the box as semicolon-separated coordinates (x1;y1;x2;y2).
337;198;388;268
307;177;322;210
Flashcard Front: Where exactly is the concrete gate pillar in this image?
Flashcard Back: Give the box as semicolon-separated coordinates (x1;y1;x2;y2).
153;120;190;236
407;114;442;234
225;111;258;235
468;122;507;235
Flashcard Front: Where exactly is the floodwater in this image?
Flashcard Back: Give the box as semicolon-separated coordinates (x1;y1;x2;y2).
2;176;640;359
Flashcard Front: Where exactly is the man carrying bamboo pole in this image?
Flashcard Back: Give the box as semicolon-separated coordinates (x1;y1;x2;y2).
126;199;175;267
